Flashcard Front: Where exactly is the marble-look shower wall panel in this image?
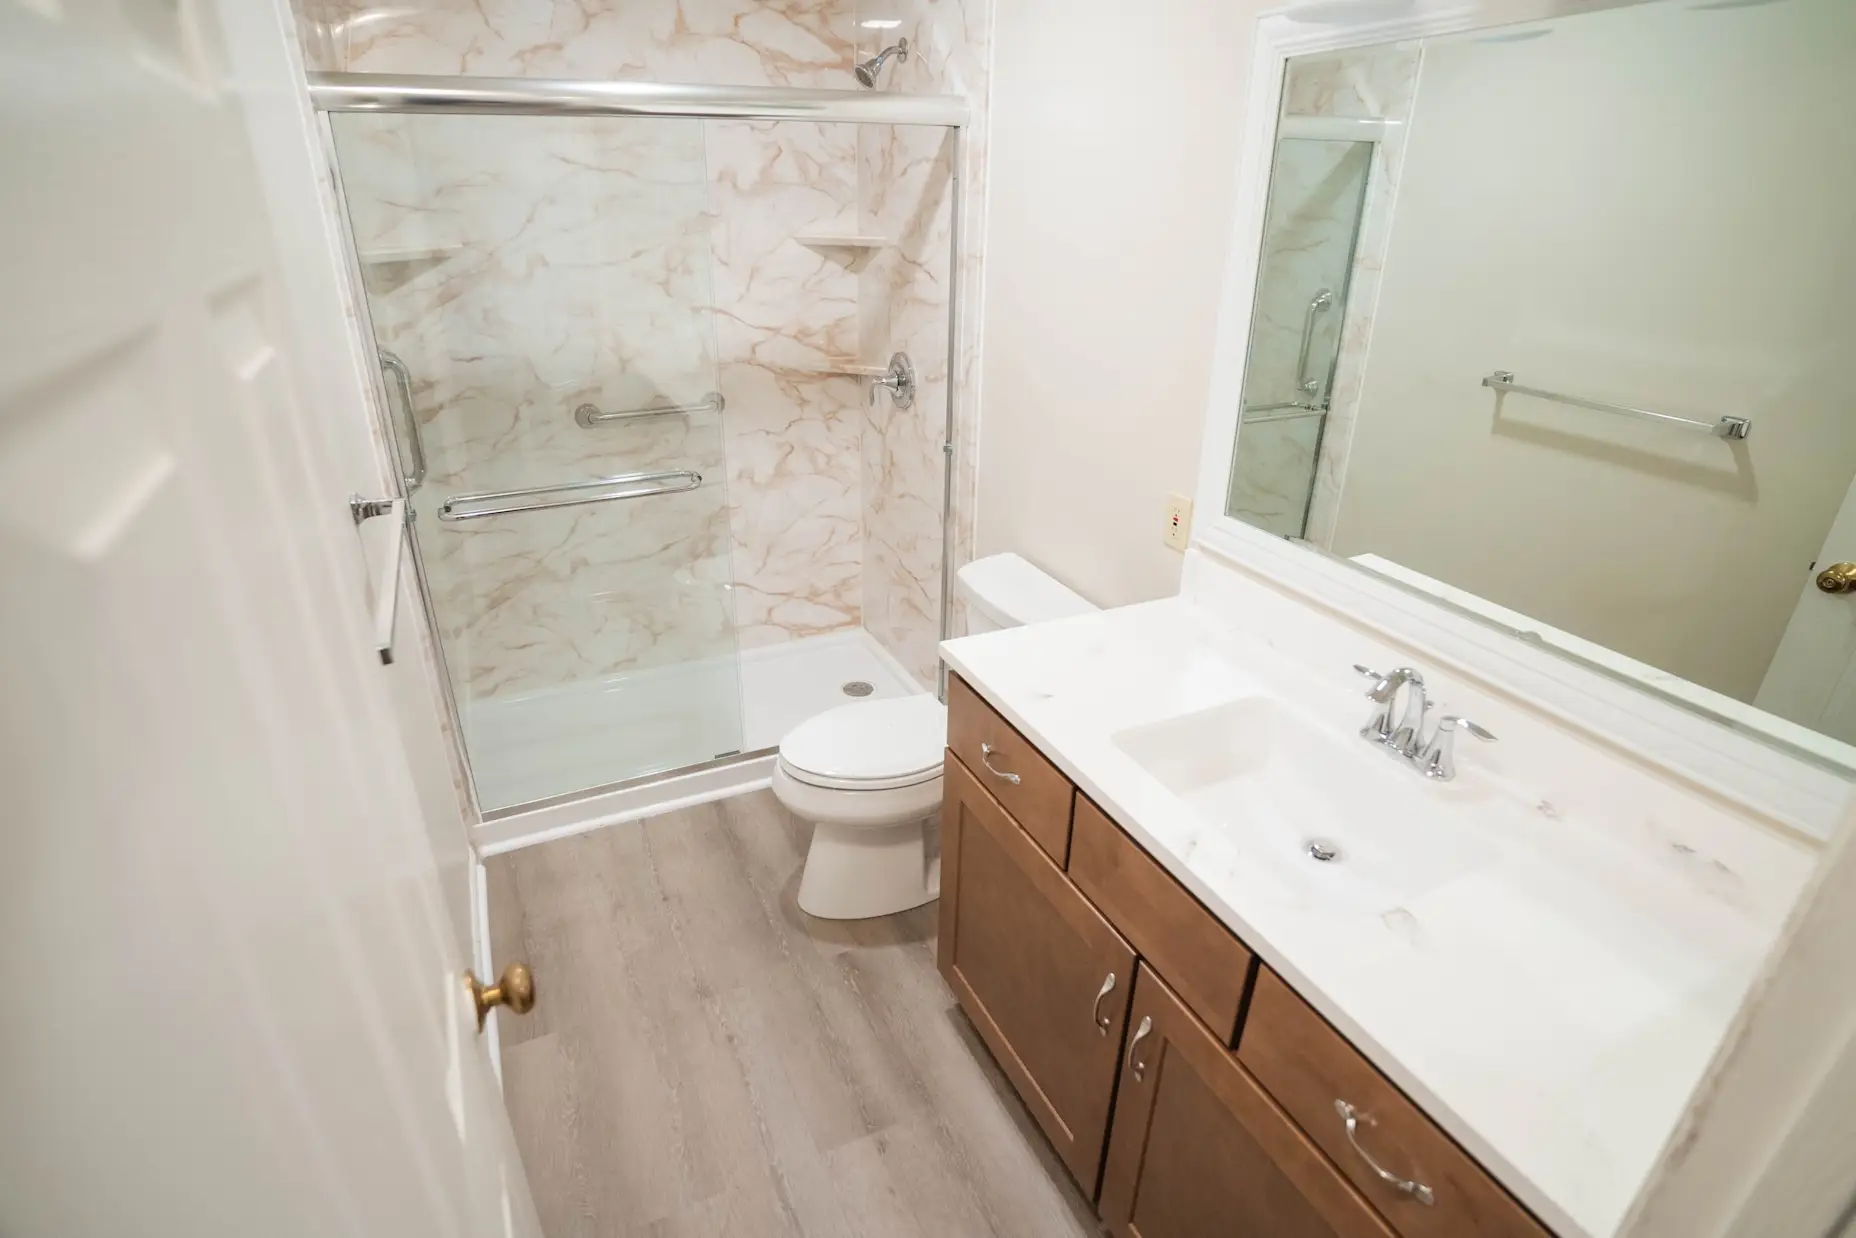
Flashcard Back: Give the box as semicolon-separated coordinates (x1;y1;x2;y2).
705;119;866;649
308;0;858;85
859;120;955;684
723;364;865;647
856;0;991;653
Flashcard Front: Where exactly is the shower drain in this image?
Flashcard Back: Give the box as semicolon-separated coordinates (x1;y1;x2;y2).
841;680;875;698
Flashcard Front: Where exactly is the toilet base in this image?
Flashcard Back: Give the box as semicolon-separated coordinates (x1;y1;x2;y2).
796;817;941;921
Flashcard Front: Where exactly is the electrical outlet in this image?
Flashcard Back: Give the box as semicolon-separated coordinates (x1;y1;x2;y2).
1163;493;1193;552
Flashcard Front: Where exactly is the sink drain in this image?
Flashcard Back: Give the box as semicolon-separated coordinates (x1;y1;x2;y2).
1306;839;1341;863
841;680;874;697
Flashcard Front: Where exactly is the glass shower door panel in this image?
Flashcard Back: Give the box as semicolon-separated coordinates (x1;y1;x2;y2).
1228;137;1373;538
330;111;744;811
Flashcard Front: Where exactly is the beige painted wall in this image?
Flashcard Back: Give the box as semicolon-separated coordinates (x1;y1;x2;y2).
974;0;1265;608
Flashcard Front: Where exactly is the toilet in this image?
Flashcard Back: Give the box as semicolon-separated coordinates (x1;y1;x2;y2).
774;553;1097;920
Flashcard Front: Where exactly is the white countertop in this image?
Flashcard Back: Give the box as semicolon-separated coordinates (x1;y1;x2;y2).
941;597;1817;1238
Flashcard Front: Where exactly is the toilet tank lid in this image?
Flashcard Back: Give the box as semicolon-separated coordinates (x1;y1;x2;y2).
956;553;1097;628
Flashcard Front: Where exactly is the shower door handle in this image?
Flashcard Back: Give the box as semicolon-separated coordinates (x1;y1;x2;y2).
350;494;407;666
378;349;426;492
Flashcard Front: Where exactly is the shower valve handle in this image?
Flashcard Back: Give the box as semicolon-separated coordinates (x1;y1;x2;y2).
870;352;917;410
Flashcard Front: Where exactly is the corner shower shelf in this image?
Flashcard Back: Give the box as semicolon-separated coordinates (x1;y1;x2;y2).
796;234;891;250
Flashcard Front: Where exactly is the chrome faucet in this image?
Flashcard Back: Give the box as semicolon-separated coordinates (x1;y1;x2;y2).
1354;664;1427;757
1354;664;1499;780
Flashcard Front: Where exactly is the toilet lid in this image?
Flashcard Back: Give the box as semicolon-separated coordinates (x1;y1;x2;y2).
779;694;948;791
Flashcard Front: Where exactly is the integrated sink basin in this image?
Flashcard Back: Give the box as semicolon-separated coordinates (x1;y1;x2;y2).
1112;698;1495;914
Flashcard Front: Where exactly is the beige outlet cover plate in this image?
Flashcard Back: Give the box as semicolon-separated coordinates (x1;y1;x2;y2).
1164;493;1193;552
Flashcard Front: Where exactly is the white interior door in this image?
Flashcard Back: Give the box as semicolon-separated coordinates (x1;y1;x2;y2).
1757;471;1856;744
0;4;539;1235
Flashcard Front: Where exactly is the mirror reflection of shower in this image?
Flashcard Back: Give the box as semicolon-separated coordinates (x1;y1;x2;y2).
1226;133;1375;540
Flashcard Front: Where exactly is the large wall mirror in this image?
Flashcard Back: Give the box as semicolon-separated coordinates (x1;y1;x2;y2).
1224;0;1856;770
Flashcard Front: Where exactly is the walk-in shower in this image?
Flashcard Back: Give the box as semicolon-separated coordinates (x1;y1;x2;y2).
315;75;967;814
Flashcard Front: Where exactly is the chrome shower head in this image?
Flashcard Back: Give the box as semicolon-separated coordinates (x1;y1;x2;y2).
855;37;908;88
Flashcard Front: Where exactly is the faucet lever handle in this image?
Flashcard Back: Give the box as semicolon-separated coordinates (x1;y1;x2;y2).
1416;715;1497;782
1444;715;1498;743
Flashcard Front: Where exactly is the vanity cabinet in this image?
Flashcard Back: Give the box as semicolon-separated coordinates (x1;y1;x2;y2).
1240;969;1551;1238
937;751;1136;1194
1099;964;1395;1238
938;674;1557;1238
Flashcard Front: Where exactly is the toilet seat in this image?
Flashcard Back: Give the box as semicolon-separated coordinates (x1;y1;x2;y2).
777;694;947;792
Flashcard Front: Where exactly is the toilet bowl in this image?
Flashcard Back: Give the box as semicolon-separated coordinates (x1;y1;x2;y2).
777;694;947;920
772;553;1097;921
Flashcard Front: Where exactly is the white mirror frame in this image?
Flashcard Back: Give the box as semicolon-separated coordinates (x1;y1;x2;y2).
1191;0;1853;840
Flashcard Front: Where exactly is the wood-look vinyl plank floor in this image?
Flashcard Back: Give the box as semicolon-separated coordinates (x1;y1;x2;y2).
488;790;1102;1238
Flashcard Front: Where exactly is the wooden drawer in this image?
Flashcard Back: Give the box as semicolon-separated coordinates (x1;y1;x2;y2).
946;673;1075;865
1068;795;1255;1043
1239;968;1553;1238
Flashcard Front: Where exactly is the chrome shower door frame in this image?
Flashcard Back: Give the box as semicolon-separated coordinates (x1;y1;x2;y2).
311;74;971;820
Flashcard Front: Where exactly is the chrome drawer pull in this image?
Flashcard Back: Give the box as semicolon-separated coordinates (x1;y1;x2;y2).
1334;1099;1434;1206
1091;972;1117;1035
1127;1016;1154;1080
979;742;1022;785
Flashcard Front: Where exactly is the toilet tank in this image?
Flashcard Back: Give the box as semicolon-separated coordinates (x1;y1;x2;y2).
956;553;1098;634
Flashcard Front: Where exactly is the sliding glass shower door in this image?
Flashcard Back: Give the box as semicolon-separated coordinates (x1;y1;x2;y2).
330;111;744;812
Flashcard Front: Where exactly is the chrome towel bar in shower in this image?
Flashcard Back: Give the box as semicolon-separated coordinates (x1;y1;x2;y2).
1482;371;1752;441
438;470;703;521
575;391;724;427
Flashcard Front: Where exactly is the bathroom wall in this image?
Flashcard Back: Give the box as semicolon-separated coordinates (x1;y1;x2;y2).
975;0;1267;608
297;0;989;694
1327;0;1856;703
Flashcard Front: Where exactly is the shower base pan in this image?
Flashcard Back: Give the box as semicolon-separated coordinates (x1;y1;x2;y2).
465;629;923;817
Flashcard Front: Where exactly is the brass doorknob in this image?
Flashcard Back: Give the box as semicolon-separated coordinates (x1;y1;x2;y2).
1817;563;1856;594
465;963;535;1030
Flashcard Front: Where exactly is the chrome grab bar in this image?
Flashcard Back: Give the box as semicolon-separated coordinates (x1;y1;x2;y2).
438;470;703;522
1241;402;1327;424
1295;288;1335;401
377;349;427;490
1482;371;1752;441
575;390;724;428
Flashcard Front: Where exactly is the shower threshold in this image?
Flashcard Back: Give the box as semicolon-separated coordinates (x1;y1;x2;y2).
465;629;923;817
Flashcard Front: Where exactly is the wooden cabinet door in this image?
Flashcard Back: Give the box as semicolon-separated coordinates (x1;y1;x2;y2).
1101;966;1396;1238
938;752;1136;1196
